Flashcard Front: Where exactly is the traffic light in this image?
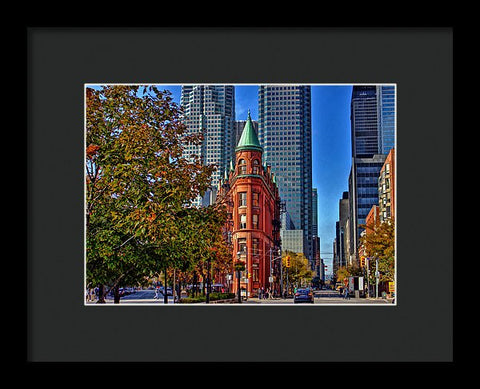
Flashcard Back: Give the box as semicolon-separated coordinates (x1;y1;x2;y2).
285;256;291;268
360;256;365;267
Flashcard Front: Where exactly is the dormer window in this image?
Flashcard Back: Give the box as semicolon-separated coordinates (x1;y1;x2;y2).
252;159;260;174
238;159;246;175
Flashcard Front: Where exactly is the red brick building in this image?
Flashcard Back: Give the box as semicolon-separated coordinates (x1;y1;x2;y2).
217;110;281;298
378;148;395;223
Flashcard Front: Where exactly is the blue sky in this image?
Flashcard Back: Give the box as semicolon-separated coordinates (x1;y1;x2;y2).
88;84;353;274
155;84;353;273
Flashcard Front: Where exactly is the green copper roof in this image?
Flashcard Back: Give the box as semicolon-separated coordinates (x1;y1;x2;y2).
235;110;263;152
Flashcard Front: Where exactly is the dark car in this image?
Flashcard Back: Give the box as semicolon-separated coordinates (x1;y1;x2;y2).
293;288;314;304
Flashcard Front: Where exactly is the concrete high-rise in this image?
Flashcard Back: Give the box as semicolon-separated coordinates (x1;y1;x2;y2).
180;85;235;206
258;85;313;263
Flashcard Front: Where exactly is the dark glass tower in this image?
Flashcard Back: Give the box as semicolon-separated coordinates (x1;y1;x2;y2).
349;85;395;260
351;86;379;158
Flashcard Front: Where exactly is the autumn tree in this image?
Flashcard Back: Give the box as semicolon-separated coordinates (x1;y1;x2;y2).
359;217;395;283
282;251;314;289
86;85;216;302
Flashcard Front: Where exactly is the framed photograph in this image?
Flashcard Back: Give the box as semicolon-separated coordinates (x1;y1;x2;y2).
28;27;453;363
84;82;397;308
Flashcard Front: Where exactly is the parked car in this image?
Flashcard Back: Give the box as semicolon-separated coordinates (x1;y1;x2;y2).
293;288;314;304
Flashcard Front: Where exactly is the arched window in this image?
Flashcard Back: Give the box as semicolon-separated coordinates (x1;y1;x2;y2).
238;159;246;174
252;159;260;174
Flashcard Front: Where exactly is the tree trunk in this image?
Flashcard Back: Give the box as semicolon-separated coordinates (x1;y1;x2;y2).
113;285;120;304
206;260;211;304
164;268;168;304
96;284;106;303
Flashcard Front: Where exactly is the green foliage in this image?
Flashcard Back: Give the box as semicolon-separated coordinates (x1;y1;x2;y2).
360;218;395;282
179;292;235;304
281;251;314;288
86;85;226;298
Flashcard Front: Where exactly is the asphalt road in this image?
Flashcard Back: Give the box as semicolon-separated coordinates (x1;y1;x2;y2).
85;288;393;305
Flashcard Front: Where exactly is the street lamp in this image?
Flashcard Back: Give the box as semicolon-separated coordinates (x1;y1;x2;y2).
235;253;245;304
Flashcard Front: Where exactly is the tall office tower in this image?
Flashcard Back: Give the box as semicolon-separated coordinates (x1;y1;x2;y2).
351;86;379;158
258;85;313;262
180;85;235;206
336;191;349;269
377;85;396;154
349;85;395;260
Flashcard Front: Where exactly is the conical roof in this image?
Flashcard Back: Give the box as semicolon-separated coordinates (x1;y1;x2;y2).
235;110;262;152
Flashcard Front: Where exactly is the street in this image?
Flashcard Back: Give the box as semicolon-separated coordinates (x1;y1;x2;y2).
85;288;393;305
245;289;393;305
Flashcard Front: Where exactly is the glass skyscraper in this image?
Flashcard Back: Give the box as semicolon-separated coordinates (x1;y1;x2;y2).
351;86;379;158
180;85;235;205
258;85;313;261
377;85;396;154
349;85;396;257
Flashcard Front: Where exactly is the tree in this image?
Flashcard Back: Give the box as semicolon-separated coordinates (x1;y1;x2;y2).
336;266;349;283
86;85;216;302
282;251;313;289
360;217;395;283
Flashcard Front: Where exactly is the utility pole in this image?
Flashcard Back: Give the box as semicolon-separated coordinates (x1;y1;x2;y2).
366;257;370;298
375;256;379;299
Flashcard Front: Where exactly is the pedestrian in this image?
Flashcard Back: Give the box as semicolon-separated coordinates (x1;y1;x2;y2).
154;287;159;299
344;288;350;300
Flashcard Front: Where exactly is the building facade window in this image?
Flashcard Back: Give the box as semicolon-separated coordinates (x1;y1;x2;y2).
252;268;259;282
239;192;247;207
238;159;246;174
252;159;260;174
252;192;259;207
252;214;258;229
252;238;259;257
238;237;247;253
240;214;247;229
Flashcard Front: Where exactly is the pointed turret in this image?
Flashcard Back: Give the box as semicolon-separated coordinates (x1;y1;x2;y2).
235;109;262;152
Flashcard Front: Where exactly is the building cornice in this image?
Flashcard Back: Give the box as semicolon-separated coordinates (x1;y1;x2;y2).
230;173;277;200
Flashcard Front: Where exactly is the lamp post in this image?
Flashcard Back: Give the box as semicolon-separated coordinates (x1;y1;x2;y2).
366;257;370;298
234;255;245;304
